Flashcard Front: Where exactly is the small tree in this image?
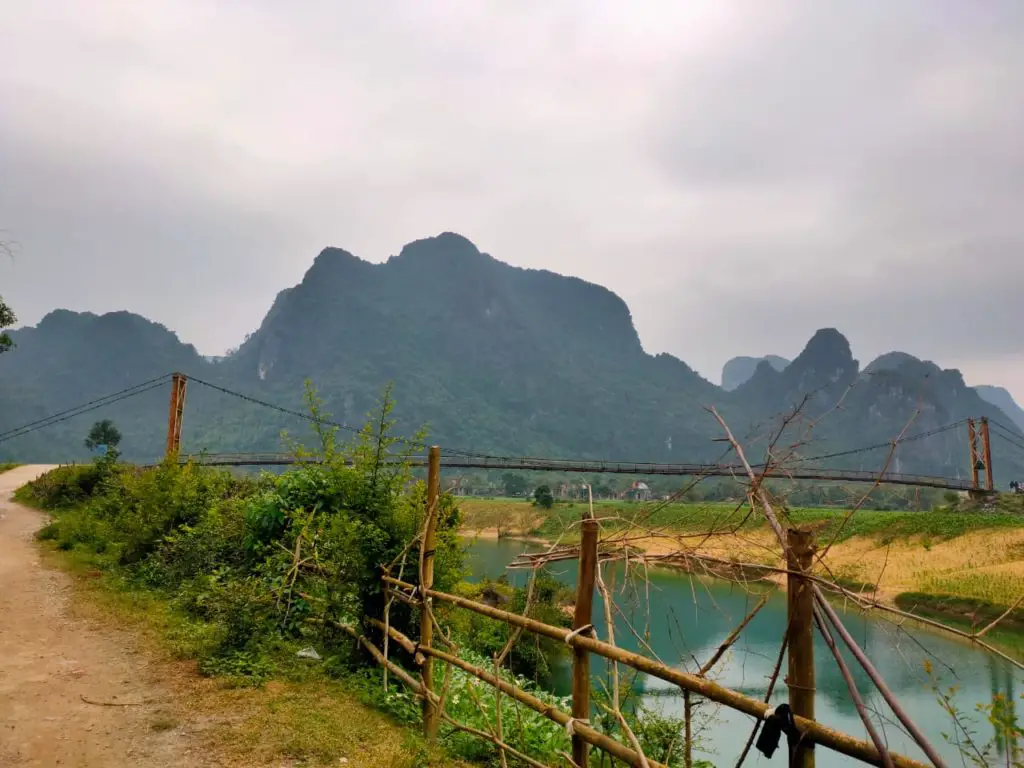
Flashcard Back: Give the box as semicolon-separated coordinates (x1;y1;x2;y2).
1;240;15;354
0;295;13;354
533;484;554;509
502;472;528;497
85;419;122;455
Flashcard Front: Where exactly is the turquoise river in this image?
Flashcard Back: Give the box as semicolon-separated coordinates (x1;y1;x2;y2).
466;537;1024;767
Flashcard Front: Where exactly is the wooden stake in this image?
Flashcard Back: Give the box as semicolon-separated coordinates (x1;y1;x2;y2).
814;592;949;768
787;529;816;768
572;511;599;768
420;445;441;739
981;417;994;491
683;692;693;768
813;608;894;768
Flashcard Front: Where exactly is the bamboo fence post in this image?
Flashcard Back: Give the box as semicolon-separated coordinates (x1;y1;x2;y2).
420;445;442;739
787;528;816;768
572;511;599;768
683;692;693;768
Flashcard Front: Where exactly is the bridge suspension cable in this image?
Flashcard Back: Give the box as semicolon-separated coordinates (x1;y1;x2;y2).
790;419;968;465
0;371;1005;492
0;374;171;445
990;422;1024;456
186;376;493;459
991;418;1024;442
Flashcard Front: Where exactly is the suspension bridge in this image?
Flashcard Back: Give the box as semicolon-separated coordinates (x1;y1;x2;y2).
2;371;1023;494
182;452;985;491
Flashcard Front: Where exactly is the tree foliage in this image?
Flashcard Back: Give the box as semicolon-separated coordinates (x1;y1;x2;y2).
502;472;528;497
0;294;14;354
533;484;554;509
85;419;122;452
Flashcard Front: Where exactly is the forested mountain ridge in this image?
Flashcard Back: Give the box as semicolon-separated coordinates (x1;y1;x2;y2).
1;233;1021;483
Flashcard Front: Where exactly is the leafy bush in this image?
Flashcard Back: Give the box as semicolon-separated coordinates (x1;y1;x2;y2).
448;572;573;685
25;386;465;687
17;463;108;509
533;484;554;509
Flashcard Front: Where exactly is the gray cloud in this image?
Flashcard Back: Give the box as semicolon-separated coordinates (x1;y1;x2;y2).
1;1;1022;399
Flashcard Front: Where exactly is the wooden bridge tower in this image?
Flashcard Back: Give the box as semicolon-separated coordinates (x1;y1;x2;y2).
967;416;994;495
165;373;187;459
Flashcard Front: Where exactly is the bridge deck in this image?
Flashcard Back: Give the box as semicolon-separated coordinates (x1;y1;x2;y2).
179;453;981;492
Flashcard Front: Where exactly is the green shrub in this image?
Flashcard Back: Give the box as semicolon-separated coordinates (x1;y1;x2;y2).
447;571;572;684
18;463;107;509
24;385;466;689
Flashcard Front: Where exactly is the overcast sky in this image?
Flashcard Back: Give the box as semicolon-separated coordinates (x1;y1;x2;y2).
2;2;1022;400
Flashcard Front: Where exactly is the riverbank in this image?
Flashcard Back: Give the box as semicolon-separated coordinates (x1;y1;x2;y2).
459;496;1024;643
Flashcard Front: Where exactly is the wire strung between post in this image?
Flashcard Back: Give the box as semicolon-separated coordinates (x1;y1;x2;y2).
0;375;170;444
186;375;498;459
790;420;967;465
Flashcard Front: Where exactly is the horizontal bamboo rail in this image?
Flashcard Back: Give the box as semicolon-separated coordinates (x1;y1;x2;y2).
337;621;427;696
367;617;425;665
379;621;666;768
383;575;930;768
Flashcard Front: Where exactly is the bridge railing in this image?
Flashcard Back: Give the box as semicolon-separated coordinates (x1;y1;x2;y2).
175;452;978;491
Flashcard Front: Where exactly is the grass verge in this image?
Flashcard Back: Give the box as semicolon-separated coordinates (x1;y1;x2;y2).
894;591;1024;658
38;543;469;768
0;462;20;474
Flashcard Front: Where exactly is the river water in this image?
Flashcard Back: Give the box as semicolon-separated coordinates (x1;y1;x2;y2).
466;537;1023;767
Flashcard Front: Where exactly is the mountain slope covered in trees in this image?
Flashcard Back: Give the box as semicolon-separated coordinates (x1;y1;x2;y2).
1;233;1021;483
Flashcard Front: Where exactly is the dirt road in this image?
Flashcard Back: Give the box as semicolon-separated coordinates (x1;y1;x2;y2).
0;466;213;767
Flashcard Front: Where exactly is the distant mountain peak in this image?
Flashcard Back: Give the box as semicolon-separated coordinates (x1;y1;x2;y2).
721;355;790;390
789;328;857;377
864;351;921;373
800;328;853;362
303;246;367;283
392;232;483;263
312;245;360;265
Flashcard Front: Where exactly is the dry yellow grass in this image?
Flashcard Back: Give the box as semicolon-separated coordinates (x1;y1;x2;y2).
820;529;1024;604
462;494;1024;609
459;498;545;538
623;527;1024;607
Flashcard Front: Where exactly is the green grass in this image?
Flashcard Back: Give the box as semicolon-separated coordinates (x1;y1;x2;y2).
894;591;1024;657
38;542;471;768
0;462;19;474
458;497;1024;545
